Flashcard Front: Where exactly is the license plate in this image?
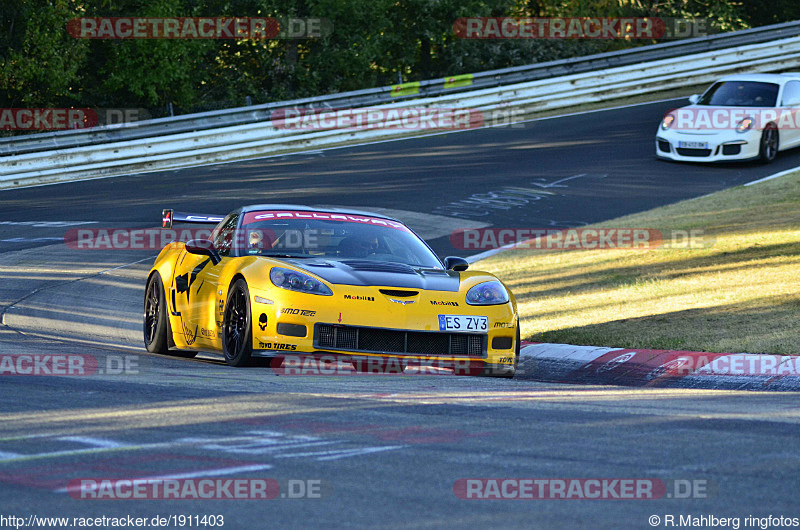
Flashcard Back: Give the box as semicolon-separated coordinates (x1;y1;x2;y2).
678;141;709;149
438;315;488;332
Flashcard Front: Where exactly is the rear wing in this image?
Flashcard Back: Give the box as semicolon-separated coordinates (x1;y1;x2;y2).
161;209;225;229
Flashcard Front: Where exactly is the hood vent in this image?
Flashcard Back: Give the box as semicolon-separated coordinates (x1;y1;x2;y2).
341;260;416;274
379;289;419;297
298;260;335;268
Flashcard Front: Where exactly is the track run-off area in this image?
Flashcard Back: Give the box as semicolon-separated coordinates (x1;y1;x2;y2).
1;99;800;528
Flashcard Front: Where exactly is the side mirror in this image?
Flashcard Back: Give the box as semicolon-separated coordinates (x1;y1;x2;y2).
688;94;700;104
185;239;221;265
443;256;469;271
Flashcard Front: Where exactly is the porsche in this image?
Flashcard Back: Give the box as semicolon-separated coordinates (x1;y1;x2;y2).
656;73;800;163
144;205;519;377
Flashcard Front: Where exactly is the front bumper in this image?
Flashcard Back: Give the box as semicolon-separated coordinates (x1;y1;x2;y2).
248;284;518;371
655;130;761;162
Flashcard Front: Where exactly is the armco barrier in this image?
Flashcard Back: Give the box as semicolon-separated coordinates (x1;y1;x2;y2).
2;20;799;158
2;33;800;188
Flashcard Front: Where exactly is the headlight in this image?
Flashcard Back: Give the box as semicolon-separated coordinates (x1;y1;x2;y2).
466;280;509;305
661;114;675;130
736;117;754;133
270;267;332;296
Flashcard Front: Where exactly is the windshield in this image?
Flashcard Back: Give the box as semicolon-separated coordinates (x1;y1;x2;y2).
697;81;779;107
238;210;443;268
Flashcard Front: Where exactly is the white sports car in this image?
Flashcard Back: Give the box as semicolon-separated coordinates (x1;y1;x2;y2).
656;73;800;163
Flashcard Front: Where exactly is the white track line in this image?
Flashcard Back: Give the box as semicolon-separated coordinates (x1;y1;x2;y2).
58;436;125;448
55;464;274;493
744;164;800;186
274;445;405;461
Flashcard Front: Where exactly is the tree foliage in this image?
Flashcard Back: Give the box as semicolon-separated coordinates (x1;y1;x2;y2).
0;0;780;117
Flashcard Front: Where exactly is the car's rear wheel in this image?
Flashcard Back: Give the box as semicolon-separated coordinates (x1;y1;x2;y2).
144;273;198;358
144;273;169;354
759;123;779;164
223;278;253;367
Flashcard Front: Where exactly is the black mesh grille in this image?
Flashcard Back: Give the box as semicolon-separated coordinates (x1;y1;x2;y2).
657;140;671;153
337;327;358;349
452;334;484;355
315;324;484;357
407;331;449;356
469;335;483;353
722;144;741;155
450;334;469;356
676;147;712;157
358;328;405;353
318;324;335;347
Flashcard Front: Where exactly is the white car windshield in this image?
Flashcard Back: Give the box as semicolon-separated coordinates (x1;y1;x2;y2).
697;81;779;107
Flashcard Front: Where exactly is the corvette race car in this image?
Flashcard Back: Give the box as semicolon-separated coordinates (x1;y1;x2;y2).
144;205;519;377
656;73;800;163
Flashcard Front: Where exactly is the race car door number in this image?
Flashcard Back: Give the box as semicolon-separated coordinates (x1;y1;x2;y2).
438;315;488;332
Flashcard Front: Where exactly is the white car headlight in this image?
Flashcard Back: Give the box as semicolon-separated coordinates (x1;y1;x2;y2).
661;114;675;130
736;117;754;133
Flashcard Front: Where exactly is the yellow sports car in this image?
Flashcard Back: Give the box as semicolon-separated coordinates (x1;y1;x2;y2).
144;205;519;377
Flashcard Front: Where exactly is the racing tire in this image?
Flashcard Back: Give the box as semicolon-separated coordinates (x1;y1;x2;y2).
144;273;198;358
223;278;254;367
144;273;169;354
759;123;779;164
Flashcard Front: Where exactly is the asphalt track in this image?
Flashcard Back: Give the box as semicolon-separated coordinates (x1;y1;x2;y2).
1;99;800;528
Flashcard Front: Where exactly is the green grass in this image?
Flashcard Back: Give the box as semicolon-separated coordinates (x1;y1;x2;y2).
480;170;800;354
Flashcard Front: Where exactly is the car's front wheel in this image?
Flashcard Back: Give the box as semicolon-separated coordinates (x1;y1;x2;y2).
223;278;253;367
759;123;779;164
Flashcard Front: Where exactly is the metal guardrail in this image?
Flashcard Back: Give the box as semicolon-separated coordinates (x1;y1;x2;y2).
4;33;800;190
2;20;799;157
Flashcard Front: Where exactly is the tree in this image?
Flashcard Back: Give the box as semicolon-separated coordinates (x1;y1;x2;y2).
0;0;89;107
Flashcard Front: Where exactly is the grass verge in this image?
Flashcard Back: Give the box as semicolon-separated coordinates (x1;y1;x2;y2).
480;169;800;354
